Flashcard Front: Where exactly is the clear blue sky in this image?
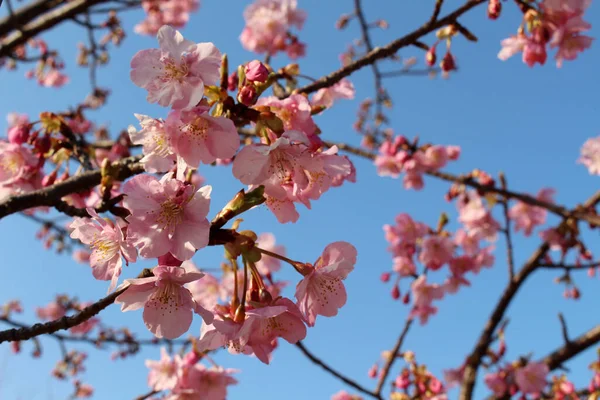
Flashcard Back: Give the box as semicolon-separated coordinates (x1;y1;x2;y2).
1;0;599;399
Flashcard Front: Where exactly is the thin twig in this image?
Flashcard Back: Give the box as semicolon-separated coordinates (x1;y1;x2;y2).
538;261;600;271
0;287;127;343
542;324;600;370
429;0;444;24
135;390;159;400
295;341;381;399
375;319;413;395
295;0;487;95
499;174;515;280
558;313;571;345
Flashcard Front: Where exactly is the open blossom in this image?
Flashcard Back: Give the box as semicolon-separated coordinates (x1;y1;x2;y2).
411;275;445;307
331;391;363;400
128;114;176;173
240;0;306;56
515;362;549;394
183;261;220;310
578;136;600;175
418;236;454;271
311;79;355;108
173;362;238;399
135;0;199;35
385;213;428;245
232;130;352;223
0;142;38;185
36;301;66;320
197;299;306;364
69;208;137;292
115;265;212;339
256;95;317;135
457;191;500;241
485;371;508;397
123;174;211;261
130;25;221;110
146;347;181;391
255;233;285;275
295;241;357;326
39;69;69;87
165;105;239;168
542;0;594;67
509;188;555;236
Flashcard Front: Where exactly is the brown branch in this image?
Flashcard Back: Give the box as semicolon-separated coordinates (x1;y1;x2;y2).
459;191;600;400
0;0;64;38
429;0;444;24
0;287;127;344
322;139;600;227
375;319;413;396
499;174;515;280
542;324;600;370
0;0;112;59
558;313;571;345
538;261;600;271
295;341;381;400
453;21;478;42
0;156;143;220
295;0;487;95
135;390;159;400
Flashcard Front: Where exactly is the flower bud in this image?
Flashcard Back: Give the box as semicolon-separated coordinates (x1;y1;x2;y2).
237;85;257;106
244;60;269;83
336;14;351;29
440;52;457;72
487;0;502;20
42;169;58;187
8;124;30;145
426;46;437;67
227;71;238;91
380;272;391;282
391;285;400;300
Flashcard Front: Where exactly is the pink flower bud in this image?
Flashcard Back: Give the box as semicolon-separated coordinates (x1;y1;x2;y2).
8;125;30;145
368;364;378;378
11;341;20;353
426;46;437;67
237;85;257;106
244;60;269;83
487;0;501;20
34;134;51;154
227;71;239;91
42;170;57;187
391;285;400;300
380;272;391;282
440;52;457;72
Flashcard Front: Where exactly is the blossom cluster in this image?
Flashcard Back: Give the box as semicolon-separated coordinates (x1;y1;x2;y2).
135;0;200;35
498;0;593;67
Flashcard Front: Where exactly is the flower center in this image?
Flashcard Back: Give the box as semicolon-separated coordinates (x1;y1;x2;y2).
91;237;119;261
183;117;210;141
1;153;21;175
157;199;184;231
163;59;189;82
153;133;171;157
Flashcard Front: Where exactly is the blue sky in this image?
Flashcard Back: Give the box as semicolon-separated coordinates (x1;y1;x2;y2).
1;0;599;399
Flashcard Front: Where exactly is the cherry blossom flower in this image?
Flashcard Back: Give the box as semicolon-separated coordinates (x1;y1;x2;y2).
543;0;594;67
457;191;500;241
578;136;600;175
6;113;30;145
485;371;508;397
182;261;220;311
295;241;357;326
515;361;549;394
411;275;445;308
418;236;454;271
123;174;211;261
69;208;137;292
135;0;200;36
36;301;66;320
255;233;285;275
164;105;239;168
331;391;363;400
128;114;176;173
146;347;181;391
256;95;317;135
115;265;212;339
39;69;70;87
130;25;221;110
509;188;555;236
173;363;238;399
0;142;38;185
311;79;355;108
240;0;306;57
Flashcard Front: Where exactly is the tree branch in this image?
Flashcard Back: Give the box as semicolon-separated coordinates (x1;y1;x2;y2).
295;0;487;95
543;324;600;370
295;341;381;399
0;287;127;344
0;156;143;220
375;319;414;396
0;0;112;58
499;174;515;280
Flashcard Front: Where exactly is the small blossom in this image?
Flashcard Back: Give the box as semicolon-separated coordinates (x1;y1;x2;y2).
115;265;212;339
146;347;180;391
123;174;211;261
255;233;285;275
128;114;176;173
295;241;357;326
515;361;549;394
311;79;355;108
578;136;600;175
130;25;221;110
